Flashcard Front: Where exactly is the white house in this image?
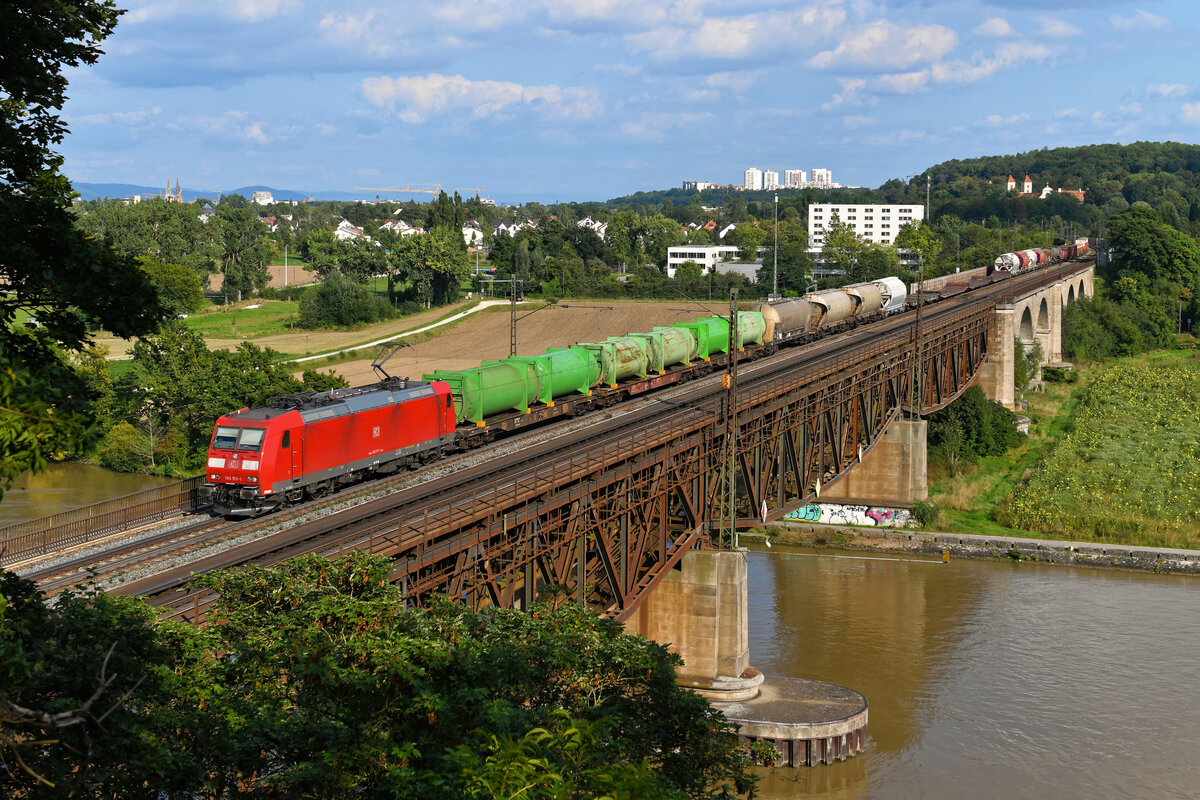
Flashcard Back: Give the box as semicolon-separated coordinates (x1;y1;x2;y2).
252;190;274;205
381;219;423;238
462;222;484;246
334;219;369;241
807;203;924;249
718;223;738;240
577;217;609;239
666;245;741;276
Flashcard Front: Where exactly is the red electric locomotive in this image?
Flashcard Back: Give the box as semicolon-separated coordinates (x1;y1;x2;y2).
200;377;457;516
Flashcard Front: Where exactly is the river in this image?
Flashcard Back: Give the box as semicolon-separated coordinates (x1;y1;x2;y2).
745;545;1200;799
0;462;176;526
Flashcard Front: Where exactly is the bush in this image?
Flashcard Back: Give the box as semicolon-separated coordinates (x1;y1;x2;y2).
259;285;309;301
1041;365;1078;383
97;421;149;472
912;500;940;528
297;269;393;328
927;385;1024;466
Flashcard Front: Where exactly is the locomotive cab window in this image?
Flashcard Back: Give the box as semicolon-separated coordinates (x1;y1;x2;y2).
237;428;266;451
213;426;239;450
281;431;291;448
444;395;452;408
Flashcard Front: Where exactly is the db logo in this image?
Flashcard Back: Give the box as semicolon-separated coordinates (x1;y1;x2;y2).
372;426;381;438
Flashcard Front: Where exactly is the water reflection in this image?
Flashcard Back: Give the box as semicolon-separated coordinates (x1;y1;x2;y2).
0;462;175;526
745;545;1200;799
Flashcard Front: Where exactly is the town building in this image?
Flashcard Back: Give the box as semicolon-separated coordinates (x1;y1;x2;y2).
810;168;833;188
252;190;275;205
763;170;779;190
666;245;741;276
807;203;924;249
744;167;763;191
785;169;807;187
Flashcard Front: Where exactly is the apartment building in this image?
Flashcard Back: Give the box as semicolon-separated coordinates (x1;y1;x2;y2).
807;203;924;249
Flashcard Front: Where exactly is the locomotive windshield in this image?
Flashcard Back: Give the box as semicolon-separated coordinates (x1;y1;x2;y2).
213;426;266;452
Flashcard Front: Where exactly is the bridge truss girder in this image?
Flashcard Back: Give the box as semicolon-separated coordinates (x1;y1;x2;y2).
370;302;993;619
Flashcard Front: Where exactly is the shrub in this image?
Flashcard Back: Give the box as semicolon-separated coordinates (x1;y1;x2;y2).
912;500;940;528
97;421;149;472
1041;365;1078;383
297;269;393;328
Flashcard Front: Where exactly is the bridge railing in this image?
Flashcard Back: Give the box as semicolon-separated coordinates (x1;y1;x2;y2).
0;476;204;567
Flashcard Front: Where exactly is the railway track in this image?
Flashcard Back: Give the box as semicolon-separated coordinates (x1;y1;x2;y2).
53;260;1091;616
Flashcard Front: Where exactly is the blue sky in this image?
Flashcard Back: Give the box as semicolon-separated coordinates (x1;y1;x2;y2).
60;0;1200;202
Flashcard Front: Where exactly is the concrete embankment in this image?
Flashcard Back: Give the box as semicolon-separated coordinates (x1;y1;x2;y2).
752;523;1200;575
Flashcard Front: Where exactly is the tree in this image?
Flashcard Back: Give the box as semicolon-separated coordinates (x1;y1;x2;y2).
820;212;865;277
297;269;392;328
608;210;645;271
164;553;758;798
0;0;168;494
138;257;205;316
215;203;274;302
894;220;943;282
1;573;189;798
394;230;470;306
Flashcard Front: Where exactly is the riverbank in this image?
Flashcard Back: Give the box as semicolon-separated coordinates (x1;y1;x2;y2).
745;522;1200;575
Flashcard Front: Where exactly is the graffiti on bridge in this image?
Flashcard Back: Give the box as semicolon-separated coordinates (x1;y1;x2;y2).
783;503;912;528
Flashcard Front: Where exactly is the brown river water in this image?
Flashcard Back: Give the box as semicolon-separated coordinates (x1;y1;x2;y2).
744;545;1200;799
0;462;175;526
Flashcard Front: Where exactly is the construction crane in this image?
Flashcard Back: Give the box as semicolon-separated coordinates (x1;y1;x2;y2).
353;183;443;201
455;186;484;196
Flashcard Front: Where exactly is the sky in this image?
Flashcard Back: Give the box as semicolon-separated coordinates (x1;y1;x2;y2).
59;0;1200;202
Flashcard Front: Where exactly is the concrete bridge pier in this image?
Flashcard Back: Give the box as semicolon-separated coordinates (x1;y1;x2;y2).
977;303;1016;409
820;420;928;505
626;547;870;766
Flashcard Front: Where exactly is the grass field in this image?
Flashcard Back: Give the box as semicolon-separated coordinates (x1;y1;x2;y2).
930;347;1200;548
183;301;301;339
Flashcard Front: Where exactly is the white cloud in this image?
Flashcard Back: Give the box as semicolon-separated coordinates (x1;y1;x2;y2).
808;21;957;70
173;111;271;143
705;71;762;93
977;113;1030;128
77;108;163;125
1036;15;1081;38
1147;84;1190;100
821;77;866;110
320;11;396;57
628;5;846;60
876;71;928;94
360;73;602;123
973;17;1011;37
218;0;296;22
620;111;713;141
1182;103;1200;123
931;42;1049;84
1055;108;1081;120
1111;10;1167;30
843;115;877;129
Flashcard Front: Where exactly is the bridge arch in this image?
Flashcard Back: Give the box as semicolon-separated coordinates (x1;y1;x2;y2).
1067;284;1075;304
1037;298;1050;332
1019;306;1034;342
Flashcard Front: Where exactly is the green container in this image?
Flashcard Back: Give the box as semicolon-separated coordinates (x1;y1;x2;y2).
606;336;649;382
648;326;698;371
507;346;600;405
735;311;767;347
694;316;733;354
671;322;713;360
424;360;540;425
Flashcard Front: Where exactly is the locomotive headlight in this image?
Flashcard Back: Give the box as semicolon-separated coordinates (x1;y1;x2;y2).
248;476;257;483
210;473;220;480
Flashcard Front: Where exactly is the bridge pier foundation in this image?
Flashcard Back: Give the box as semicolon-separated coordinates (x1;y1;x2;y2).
625;548;762;700
820;420;928;505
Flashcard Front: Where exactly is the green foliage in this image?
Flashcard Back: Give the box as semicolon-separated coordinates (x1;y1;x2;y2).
1041;365;1078;383
0;573;186;798
911;500;941;528
161;553;757;798
928;386;1024;473
110;321;341;467
997;359;1200;543
74;200;219;277
138;257;205;315
214;203;275;301
394;230;472;306
97;420;149;472
1014;338;1043;394
297;269;393;328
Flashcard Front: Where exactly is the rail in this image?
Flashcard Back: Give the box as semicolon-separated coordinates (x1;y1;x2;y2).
0;476;204;566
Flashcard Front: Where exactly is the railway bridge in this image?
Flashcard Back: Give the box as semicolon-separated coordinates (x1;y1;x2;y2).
104;260;1094;705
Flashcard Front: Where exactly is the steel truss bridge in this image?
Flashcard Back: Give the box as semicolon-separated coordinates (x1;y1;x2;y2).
130;264;1085;624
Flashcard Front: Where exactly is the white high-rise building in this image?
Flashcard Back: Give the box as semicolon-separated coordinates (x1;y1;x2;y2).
785;169;807;187
763;170;779;190
807;203;924;249
744;167;763;191
811;168;833;188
